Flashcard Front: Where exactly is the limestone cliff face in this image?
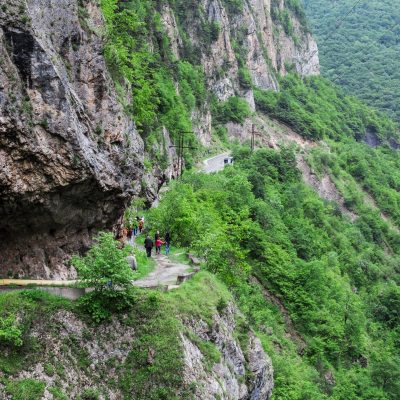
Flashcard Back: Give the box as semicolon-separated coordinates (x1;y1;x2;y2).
182;303;273;400
161;0;319;145
0;0;143;278
0;300;273;400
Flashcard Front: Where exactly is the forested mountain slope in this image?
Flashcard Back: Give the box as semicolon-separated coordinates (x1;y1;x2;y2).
1;1;400;400
143;69;400;399
303;0;400;122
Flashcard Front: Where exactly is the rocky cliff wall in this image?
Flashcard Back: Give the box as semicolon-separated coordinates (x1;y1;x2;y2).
182;303;273;399
0;287;273;400
160;0;319;145
0;0;143;278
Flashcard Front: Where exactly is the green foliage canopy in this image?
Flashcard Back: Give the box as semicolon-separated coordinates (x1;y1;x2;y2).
304;0;400;122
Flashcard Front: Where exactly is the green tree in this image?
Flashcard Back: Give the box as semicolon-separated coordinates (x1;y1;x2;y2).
72;232;134;292
0;314;23;347
72;233;135;322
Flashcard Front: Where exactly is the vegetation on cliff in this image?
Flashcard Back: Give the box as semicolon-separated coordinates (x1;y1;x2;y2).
146;144;400;399
304;0;400;122
0;273;242;399
254;74;399;142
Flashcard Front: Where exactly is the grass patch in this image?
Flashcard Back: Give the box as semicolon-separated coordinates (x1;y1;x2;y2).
0;290;73;374
168;247;190;265
120;290;192;399
5;378;45;400
167;271;231;323
48;387;68;400
132;246;156;280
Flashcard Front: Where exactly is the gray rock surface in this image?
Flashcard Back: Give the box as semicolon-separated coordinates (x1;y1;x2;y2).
126;255;137;271
160;0;319;145
182;303;274;399
0;0;144;278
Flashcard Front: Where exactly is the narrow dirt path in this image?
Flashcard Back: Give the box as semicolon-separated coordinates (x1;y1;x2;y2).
132;253;192;290
131;235;195;290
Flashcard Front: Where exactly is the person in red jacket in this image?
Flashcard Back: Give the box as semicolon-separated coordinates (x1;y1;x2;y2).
155;237;165;255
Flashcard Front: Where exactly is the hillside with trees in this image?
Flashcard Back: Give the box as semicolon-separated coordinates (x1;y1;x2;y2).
304;0;400;122
0;0;399;399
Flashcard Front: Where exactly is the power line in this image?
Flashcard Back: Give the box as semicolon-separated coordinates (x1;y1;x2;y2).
169;131;197;178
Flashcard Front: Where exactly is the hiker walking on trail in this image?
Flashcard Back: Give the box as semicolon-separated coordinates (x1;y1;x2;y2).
144;235;153;257
138;217;144;233
165;231;171;255
132;218;139;236
127;227;133;244
155;230;160;242
155;237;165;255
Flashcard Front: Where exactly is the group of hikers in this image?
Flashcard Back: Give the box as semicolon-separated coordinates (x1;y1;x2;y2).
144;230;171;257
116;216;171;258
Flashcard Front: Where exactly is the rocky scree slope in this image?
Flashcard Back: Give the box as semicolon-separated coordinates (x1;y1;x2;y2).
0;0;143;279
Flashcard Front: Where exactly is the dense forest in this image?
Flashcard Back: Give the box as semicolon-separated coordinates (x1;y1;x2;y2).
144;71;400;399
303;0;400;122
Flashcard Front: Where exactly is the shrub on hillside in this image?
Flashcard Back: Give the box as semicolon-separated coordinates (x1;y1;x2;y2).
214;96;252;124
0;314;23;347
72;232;136;322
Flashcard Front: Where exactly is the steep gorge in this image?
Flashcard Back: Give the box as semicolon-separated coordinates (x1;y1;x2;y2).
0;0;319;278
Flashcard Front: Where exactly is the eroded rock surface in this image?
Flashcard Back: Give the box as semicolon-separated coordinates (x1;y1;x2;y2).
0;0;144;278
0;296;273;400
182;303;274;400
160;0;319;145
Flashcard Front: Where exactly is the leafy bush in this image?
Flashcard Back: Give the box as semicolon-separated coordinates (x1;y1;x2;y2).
238;67;252;88
72;232;136;322
221;0;244;15
213;96;252;124
0;314;23;347
72;232;134;291
373;284;400;329
80;388;100;400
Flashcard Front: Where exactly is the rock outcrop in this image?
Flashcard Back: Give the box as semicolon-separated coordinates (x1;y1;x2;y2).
0;296;272;400
182;303;274;399
0;0;143;278
160;0;319;144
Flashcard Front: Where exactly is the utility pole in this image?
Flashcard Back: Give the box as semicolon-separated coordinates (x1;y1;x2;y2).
251;124;255;152
169;131;197;178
